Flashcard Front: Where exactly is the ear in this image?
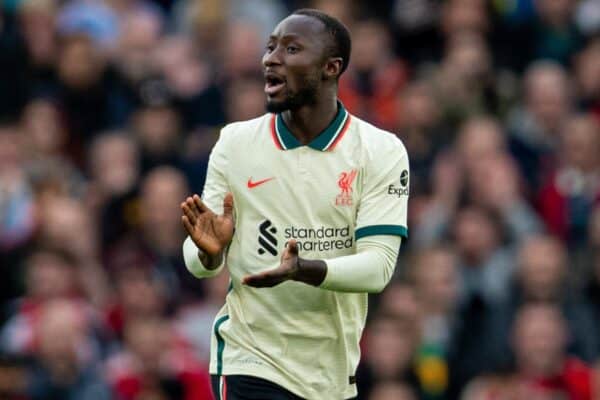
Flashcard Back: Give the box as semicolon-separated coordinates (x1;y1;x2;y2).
323;57;343;80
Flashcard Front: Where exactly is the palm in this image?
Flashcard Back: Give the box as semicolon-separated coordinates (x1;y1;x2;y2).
181;194;234;257
242;240;299;287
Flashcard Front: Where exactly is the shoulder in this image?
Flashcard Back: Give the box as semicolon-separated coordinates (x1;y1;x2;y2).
350;115;408;160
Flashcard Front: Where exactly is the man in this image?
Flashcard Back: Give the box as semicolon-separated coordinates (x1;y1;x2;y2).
181;9;409;400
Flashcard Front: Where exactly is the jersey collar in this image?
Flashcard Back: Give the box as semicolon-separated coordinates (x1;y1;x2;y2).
270;101;351;151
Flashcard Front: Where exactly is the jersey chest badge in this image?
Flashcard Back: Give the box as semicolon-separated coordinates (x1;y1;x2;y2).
336;169;357;206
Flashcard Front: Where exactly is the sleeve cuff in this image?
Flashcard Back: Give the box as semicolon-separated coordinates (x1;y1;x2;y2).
355;225;408;240
183;236;224;278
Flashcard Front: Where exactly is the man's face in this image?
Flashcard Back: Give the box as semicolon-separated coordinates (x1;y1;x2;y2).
262;15;330;113
513;305;567;375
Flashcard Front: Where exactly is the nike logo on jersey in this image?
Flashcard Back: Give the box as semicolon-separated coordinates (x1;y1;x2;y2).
247;177;275;189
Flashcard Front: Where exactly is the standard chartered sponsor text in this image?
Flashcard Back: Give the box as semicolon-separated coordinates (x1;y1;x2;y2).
284;225;353;251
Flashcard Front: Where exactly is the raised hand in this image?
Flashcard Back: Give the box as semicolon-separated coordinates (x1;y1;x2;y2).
181;193;235;258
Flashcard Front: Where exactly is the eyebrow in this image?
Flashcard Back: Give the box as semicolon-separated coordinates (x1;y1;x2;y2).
268;33;303;41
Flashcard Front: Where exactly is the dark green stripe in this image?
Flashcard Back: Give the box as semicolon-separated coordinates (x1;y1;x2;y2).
227;280;233;293
276;115;301;149
214;315;229;375
355;225;408;240
309;104;347;150
275;101;347;151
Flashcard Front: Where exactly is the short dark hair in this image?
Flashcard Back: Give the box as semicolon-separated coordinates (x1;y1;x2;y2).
292;8;352;78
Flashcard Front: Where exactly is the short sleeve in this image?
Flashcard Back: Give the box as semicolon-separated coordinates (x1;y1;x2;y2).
355;138;409;241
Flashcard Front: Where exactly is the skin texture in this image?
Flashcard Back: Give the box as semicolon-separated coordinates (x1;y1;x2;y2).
180;13;345;286
264;14;342;144
181;194;234;269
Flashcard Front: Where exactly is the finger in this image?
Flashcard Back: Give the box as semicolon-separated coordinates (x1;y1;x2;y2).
222;193;234;219
243;274;277;288
193;194;210;213
181;216;195;235
286;239;298;257
242;269;285;288
186;196;201;216
181;203;197;225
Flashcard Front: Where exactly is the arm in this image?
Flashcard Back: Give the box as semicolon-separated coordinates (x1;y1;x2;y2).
241;235;400;293
181;129;233;278
320;235;401;292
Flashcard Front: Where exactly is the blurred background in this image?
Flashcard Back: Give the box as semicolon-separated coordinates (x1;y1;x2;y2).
1;0;600;399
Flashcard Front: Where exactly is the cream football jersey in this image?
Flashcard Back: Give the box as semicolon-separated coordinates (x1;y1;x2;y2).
188;102;409;399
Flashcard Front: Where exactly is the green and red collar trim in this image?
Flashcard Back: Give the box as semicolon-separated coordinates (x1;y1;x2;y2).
270;101;351;151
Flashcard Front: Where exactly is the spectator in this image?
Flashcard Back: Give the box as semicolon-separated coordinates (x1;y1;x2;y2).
87;132;140;248
128;166;203;302
153;35;225;130
507;61;573;189
105;317;212;400
538;114;600;245
0;123;36;253
463;303;595;400
0;123;37;304
575;38;600;120
531;0;584;65
495;234;600;365
584;212;600;337
356;312;421;400
87;132;140;197
26;300;112;400
410;246;458;399
36;196;109;307
338;18;408;131
130;99;184;174
105;265;168;339
391;0;439;64
20;97;68;163
440;0;490;37
0;249;78;355
416;135;542;304
428;32;501;129
16;0;58;92
395;81;447;194
368;381;417;400
377;280;419;322
575;0;600;36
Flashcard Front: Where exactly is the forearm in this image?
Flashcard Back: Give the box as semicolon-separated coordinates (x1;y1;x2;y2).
303;235;401;293
183;236;225;278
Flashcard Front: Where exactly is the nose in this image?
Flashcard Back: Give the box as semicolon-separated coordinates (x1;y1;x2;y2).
262;47;281;68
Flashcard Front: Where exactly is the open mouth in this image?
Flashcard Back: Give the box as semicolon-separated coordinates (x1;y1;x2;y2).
265;75;286;96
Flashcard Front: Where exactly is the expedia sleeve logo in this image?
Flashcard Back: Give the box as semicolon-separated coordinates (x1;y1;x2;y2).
388;169;409;197
258;220;278;256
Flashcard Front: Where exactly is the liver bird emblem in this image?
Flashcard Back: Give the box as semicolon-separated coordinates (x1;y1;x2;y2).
338;170;358;195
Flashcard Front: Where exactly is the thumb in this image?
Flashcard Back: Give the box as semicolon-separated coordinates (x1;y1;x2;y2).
286;239;299;256
222;193;234;218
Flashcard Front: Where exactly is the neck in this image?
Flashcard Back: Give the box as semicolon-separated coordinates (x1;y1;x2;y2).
282;91;338;145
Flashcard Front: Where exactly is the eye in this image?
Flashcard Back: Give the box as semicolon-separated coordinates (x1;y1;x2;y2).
265;44;275;53
286;46;299;54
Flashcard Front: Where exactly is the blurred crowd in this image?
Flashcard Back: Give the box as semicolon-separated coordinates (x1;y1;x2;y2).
1;0;600;399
